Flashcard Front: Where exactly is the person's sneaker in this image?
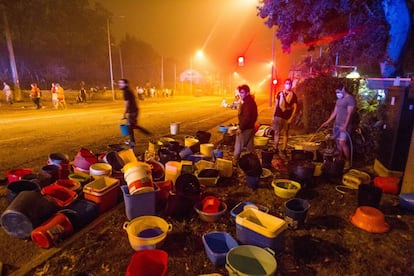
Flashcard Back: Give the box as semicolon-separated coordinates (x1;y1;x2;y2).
344;161;351;171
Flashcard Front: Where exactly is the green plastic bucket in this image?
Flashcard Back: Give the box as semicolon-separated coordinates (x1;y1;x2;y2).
226;245;277;276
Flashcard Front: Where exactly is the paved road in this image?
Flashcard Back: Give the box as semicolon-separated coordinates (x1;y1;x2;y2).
1;96;266;177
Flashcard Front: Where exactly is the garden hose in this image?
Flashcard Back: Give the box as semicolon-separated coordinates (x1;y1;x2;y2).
345;131;353;168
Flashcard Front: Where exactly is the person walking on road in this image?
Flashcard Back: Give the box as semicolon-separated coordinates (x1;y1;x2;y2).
118;79;151;150
56;83;67;109
30;83;41;109
233;84;258;165
272;78;297;154
50;83;58;109
3;82;13;104
320;83;356;170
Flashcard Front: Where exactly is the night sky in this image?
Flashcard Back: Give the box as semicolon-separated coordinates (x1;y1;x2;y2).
99;0;291;84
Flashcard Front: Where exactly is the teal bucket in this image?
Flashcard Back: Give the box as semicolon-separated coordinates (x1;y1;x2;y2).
226;245;277;276
120;120;130;137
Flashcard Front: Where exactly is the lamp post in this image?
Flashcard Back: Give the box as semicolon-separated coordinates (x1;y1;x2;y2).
269;26;276;107
190;50;204;96
190;57;193;96
119;46;124;79
107;18;115;100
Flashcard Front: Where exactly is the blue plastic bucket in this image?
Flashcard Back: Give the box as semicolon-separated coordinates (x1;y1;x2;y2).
121;185;158;220
284;198;310;229
120;120;130;136
226;245;277;275
202;231;238;266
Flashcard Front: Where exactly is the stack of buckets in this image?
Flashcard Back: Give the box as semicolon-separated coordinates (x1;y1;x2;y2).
121;161;158;220
123;162;154;195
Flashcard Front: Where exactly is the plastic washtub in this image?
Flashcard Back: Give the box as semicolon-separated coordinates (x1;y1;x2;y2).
202;231;238;266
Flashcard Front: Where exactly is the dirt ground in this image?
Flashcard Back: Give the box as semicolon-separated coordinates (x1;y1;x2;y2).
1;96;413;275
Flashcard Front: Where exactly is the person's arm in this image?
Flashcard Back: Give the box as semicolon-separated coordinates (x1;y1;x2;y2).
123;100;129;118
321;106;337;128
272;92;280;123
287;102;297;124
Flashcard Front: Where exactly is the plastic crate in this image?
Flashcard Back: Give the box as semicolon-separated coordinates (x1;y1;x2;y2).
83;176;120;213
235;208;287;252
215;158;233;178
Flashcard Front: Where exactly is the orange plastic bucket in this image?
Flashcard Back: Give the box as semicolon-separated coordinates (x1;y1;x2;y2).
31;212;74;248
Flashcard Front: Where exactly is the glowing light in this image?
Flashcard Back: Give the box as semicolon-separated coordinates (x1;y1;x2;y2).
346;68;361;79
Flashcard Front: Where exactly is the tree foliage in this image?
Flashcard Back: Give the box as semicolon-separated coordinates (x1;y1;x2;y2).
0;0;112;87
258;0;390;75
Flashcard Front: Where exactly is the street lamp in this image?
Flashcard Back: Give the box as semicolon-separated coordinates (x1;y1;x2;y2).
107;17;115;100
107;16;124;100
190;50;204;95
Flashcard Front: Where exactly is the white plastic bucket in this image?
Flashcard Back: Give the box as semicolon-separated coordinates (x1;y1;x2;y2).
123;163;154;195
89;163;112;178
170;122;180;135
164;161;181;187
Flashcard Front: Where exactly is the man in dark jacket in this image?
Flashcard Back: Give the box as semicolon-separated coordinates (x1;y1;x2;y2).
119;79;139;149
233;84;258;164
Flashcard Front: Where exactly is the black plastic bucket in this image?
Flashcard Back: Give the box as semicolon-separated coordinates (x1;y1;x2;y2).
261;149;274;166
7;180;39;203
60;199;99;230
196;130;211;144
358;184;382;208
1;190;58;239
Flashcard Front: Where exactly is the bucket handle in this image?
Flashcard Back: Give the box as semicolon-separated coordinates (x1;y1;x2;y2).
167;224;173;232
225;264;239;275
264;247;275;256
120;118;128;125
123;221;129;231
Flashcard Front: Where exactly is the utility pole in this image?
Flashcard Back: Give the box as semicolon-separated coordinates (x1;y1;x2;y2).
3;10;21;101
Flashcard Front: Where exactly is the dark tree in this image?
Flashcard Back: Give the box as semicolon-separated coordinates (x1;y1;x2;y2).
258;0;412;77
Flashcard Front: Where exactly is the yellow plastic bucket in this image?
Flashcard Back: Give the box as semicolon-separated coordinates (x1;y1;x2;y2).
123;216;172;251
184;137;199;147
200;144;214;158
118;149;138;164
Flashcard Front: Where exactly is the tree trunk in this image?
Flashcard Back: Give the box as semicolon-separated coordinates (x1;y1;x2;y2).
380;0;411;77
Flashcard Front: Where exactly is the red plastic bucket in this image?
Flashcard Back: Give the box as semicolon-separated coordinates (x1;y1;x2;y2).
7;168;33;183
154;180;172;209
54;179;81;193
41;185;78;208
126;249;168;276
373;176;400;195
31;212;74;248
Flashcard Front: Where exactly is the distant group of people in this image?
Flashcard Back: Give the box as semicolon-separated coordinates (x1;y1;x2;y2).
135;86;173;99
1;81;91;110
